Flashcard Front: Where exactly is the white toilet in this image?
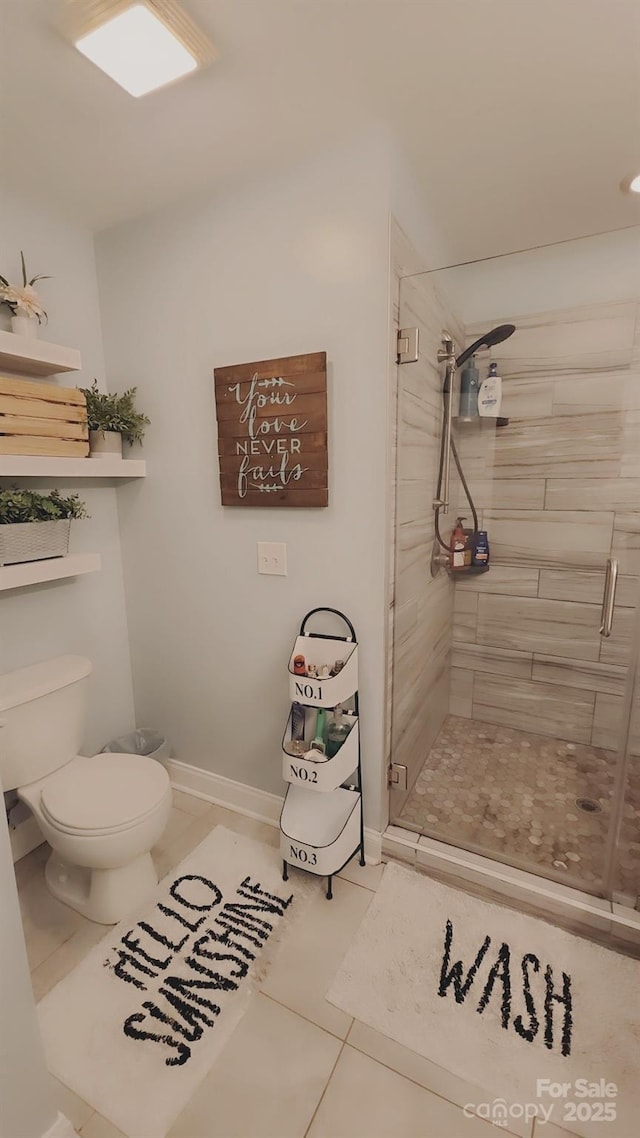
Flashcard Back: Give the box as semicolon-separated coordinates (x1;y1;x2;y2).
0;655;172;924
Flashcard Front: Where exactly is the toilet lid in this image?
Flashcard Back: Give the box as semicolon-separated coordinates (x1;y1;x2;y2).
40;753;169;833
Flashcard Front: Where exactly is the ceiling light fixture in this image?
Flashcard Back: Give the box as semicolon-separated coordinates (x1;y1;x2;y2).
619;173;640;195
64;0;217;97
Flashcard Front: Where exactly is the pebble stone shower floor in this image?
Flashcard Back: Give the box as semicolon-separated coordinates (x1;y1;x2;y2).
397;715;640;896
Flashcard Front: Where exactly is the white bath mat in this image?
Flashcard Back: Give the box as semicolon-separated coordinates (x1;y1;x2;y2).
327;863;640;1137
38;826;318;1138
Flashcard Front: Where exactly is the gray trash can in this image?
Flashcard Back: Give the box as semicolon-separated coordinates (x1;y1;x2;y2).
101;729;171;764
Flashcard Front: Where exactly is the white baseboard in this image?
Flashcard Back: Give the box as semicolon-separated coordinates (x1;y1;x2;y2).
166;759;283;824
43;1111;77;1138
166;758;383;864
363;827;383;863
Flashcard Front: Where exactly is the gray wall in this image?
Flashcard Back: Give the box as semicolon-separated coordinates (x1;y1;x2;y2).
0;773;57;1138
95;135;393;830
0;192;135;756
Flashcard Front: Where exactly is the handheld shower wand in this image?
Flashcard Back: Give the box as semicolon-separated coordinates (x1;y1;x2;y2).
456;324;516;371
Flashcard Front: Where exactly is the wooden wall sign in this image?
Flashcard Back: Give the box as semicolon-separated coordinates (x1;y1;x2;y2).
214;351;328;507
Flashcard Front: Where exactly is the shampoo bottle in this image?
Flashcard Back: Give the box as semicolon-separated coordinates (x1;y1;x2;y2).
458;355;479;420
478;362;502;418
450;517;467;570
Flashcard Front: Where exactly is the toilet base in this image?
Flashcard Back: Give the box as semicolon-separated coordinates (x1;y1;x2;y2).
45;849;159;924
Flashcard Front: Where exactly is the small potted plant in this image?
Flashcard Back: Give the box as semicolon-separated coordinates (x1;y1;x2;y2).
0;489;88;567
80;380;150;459
0;251;50;337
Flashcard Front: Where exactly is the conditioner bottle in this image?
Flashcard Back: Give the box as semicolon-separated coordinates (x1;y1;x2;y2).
458;355;479;420
478;362;502;418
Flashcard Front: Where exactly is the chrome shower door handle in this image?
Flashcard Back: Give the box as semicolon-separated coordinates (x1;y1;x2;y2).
599;558;619;638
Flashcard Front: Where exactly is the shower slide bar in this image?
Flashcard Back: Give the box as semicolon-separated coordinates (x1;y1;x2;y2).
434;332;456;513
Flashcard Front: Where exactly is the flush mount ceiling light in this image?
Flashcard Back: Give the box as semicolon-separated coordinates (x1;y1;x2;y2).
63;0;217;97
619;173;640;194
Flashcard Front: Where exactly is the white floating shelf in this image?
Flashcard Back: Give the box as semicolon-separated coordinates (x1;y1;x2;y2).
0;456;146;479
0;329;82;376
0;553;101;592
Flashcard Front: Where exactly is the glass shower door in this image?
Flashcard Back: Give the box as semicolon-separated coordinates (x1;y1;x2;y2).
607;596;640;915
390;227;640;900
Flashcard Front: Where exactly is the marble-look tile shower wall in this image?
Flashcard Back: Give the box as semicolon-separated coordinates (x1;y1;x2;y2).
391;272;466;807
450;299;640;750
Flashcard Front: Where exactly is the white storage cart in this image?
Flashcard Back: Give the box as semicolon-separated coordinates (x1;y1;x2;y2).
280;607;365;899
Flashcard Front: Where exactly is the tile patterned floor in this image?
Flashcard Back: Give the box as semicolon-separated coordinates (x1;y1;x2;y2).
17;792;578;1138
397;716;640;898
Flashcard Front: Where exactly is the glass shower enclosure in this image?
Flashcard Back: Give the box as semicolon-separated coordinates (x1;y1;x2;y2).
389;227;640;923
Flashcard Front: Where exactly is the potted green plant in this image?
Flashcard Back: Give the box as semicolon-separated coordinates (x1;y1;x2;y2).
0;251;50;338
0;489;88;567
80;380;150;459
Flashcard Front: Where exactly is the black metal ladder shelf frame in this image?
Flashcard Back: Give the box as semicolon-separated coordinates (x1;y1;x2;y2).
280;607;365;899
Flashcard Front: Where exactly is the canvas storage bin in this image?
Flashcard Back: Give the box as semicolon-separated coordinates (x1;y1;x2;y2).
0;519;70;566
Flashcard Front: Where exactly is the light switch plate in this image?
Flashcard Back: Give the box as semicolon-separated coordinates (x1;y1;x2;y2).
257;542;287;576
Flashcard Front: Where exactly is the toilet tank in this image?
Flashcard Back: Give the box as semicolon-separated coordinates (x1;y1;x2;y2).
0;656;92;790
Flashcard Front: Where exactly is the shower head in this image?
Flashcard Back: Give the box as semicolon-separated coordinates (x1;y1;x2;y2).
455;324;516;370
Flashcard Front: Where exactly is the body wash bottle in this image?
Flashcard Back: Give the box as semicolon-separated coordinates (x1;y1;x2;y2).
478;362;502;418
471;530;490;568
450;517;467;570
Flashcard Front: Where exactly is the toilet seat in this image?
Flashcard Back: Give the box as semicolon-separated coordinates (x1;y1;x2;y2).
40;753;170;836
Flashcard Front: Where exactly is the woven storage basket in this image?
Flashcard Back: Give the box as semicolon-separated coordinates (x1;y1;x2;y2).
0;519;71;566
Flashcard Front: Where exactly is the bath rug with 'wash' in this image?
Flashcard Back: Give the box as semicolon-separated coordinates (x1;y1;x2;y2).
38;825;318;1138
327;862;640;1137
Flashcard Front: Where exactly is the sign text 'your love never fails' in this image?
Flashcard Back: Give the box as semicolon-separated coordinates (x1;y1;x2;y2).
214;352;328;507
